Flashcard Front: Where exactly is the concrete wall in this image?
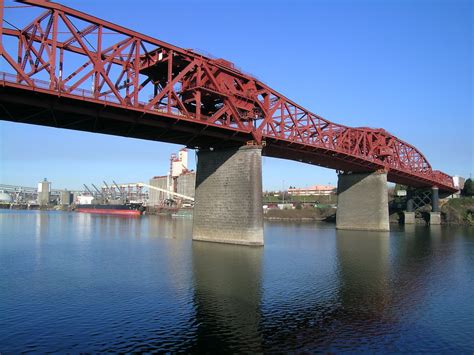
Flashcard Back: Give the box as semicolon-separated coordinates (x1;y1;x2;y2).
336;171;389;231
177;172;196;199
148;176;168;206
193;145;264;246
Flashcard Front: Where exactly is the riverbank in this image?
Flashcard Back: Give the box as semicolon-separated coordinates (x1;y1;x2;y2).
264;207;336;221
388;197;474;226
265;198;474;226
441;197;474;225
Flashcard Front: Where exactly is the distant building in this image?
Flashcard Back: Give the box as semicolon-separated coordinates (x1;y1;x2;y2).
60;190;73;206
148;175;170;206
37;178;51;206
453;176;465;190
148;148;196;207
0;190;13;205
449;176;466;198
171;148;189;177
288;185;336;196
177;172;196;199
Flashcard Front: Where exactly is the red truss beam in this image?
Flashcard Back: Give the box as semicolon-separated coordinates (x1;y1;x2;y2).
0;0;456;192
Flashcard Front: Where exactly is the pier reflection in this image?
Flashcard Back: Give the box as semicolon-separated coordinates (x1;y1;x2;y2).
1;211;472;352
388;225;458;304
334;225;462;348
335;230;393;323
191;241;263;353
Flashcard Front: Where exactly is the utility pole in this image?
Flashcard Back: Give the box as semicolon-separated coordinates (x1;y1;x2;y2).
282;180;285;204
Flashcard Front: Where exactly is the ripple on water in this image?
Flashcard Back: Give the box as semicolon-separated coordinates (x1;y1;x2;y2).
0;212;473;352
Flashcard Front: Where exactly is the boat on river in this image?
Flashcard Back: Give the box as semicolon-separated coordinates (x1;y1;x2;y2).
75;203;144;216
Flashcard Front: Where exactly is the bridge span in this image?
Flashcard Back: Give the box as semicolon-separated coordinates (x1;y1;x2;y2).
0;0;456;245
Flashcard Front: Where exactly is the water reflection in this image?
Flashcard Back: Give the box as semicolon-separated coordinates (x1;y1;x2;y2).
35;212;51;241
147;215;192;240
389;225;459;305
34;212;51;268
333;226;471;351
191;241;263;353
1;211;473;352
335;230;395;336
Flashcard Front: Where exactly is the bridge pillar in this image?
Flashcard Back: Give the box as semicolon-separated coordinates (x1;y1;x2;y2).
404;211;416;224
430;186;441;225
192;145;264;246
336;171;389;231
404;190;415;224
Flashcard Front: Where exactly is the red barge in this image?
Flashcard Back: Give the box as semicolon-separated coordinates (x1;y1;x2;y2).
75;203;144;216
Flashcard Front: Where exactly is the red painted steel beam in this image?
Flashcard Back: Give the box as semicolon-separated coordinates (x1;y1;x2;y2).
15;0;194;58
0;0;456;193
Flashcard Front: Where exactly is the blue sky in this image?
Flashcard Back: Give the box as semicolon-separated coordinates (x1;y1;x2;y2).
0;0;472;190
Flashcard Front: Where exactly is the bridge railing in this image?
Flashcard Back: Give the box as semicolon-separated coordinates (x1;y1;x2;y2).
1;71;126;105
0;70;191;117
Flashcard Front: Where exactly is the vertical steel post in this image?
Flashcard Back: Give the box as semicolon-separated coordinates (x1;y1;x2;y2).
50;10;58;89
432;186;439;213
133;39;139;107
0;0;4;54
407;190;414;212
167;50;173;113
95;25;102;99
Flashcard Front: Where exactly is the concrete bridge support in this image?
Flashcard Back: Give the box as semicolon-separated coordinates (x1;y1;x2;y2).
336;171;390;231
404;190;415;224
403;186;441;225
430;186;441;225
192;145;264;246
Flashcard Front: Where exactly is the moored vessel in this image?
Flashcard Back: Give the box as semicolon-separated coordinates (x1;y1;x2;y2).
75;203;144;216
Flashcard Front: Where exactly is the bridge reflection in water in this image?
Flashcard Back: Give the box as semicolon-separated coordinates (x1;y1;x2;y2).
191;241;264;353
0;212;472;352
189;223;468;352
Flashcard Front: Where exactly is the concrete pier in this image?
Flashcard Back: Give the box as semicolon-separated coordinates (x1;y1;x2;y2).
431;186;439;212
430;187;441;225
429;212;441;225
404;212;416;224
192;145;264;246
404;190;415;224
336;171;390;231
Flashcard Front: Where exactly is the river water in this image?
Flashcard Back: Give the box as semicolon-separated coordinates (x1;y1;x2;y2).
1;210;473;352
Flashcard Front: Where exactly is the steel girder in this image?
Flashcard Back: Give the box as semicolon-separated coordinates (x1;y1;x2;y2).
0;0;456;192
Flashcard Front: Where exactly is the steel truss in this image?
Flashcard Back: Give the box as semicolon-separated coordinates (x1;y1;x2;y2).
0;0;455;192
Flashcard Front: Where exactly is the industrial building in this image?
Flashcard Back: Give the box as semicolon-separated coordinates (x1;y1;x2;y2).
450;176;466;198
176;172;196;201
288;185;336;196
148;176;170;206
37;178;51;206
0;180;80;208
0;190;13;207
60;190;73;206
148;148;196;207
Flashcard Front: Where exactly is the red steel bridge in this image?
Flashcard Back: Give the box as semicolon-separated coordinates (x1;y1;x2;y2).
0;0;456;193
